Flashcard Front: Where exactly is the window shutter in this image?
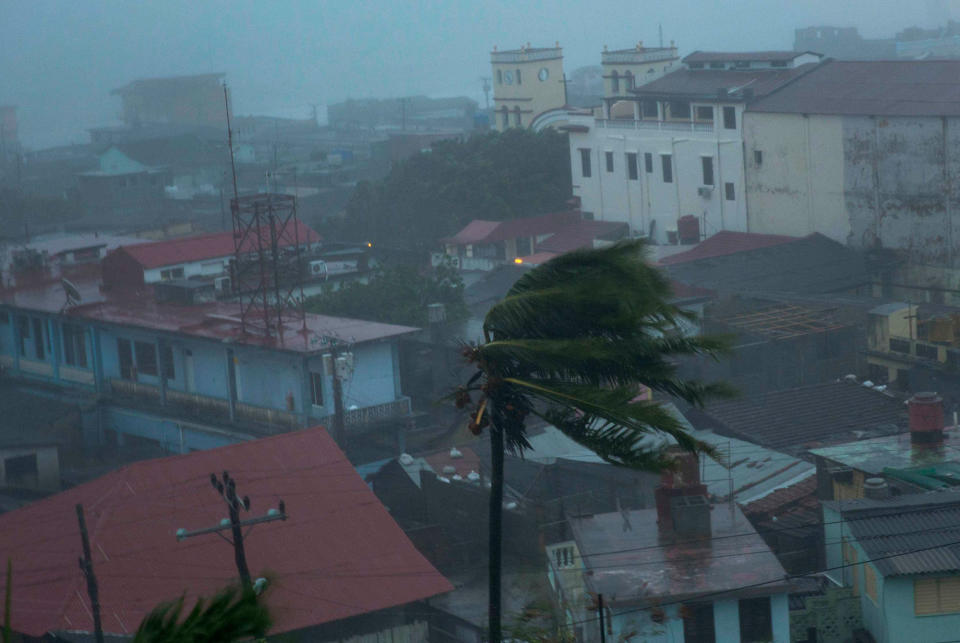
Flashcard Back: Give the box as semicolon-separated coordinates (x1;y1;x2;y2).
916;578;940;615
938;577;960;613
865;564;878;602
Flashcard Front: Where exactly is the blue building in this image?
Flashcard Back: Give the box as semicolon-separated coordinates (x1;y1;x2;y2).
0;266;416;453
822;492;960;643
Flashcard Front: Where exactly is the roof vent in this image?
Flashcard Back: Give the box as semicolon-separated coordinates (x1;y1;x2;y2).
864;477;890;500
398;453;414;466
452;474;463;481
449;447;463;459
862;380;874;388
843;374;857;382
467;471;481;482
442;465;457;475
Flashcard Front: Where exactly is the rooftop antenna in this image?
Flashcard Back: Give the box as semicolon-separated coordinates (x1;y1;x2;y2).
480;77;491;110
659;24;664;48
61;277;82;312
223;83;239;202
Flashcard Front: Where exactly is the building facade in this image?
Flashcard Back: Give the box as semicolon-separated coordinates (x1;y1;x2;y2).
569;51;820;243
600;42;679;101
490;44;566;131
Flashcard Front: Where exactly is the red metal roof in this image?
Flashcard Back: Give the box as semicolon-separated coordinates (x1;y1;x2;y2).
0;427;451;638
443;211;580;246
657;231;800;266
747;59;960;117
116;221;322;269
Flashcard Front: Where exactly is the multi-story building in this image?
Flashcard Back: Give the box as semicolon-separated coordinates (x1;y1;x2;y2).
600;41;679;103
490;44;566;131
569;51;821;243
111;73;228;128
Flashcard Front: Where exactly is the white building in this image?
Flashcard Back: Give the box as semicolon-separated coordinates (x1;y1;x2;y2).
568;50;821;244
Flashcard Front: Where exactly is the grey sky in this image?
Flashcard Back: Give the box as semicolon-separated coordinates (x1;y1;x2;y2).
2;0;956;148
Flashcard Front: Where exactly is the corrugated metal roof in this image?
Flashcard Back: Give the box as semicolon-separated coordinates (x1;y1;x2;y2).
748;60;960;117
116;221;321;269
0;427;451;637
443;212;580;246
834;493;960;576
658;231;800;266
683;50;814;63
629;64;817;99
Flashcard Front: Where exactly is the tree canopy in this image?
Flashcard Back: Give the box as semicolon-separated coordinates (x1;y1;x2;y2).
324;128;572;254
303;259;468;327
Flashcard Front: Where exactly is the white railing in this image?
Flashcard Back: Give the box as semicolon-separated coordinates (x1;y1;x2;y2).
596;119;716;134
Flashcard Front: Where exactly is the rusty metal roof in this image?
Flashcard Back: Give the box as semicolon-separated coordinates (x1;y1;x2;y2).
748;59;960;116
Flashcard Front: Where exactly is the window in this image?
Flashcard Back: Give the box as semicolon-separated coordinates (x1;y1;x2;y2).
843;540;860;595
723;106;737;130
661;154;673;183
689;63;704;69
890;337;911;354
865;564;878;603
496;70;502;84
513;108;521;127
916;342;939;360
725;182;736;201
310;372;324;406
681;603;715;643
17;316;28;357
134;341;158;376
710;62;726;69
605;151;614;173
701;157;714;186
668;101;691;119
625;71;635;90
4;454;38;488
915;577;960;615
611;71;619;93
31;318;44;360
771;60;787;68
644;152;653;173
160;267;184;281
738;597;772;642
641;100;658;119
753;150;763;165
553;545;576;569
162;345;175;380
579;149;592;178
63;323;88;368
515;69;521;85
627;153;638;180
695;105;714;121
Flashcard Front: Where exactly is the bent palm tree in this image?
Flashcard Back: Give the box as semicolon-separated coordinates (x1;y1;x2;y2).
453;240;731;642
133;586;270;643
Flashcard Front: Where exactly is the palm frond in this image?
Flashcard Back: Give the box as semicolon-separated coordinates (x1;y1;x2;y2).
133;586;270;643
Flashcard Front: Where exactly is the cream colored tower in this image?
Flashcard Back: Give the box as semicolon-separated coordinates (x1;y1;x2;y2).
602;41;680;100
491;43;565;131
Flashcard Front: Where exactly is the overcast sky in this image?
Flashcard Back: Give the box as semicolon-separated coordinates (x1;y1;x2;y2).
2;0;957;148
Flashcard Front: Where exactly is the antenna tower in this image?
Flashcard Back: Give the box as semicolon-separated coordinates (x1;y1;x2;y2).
224;84;306;340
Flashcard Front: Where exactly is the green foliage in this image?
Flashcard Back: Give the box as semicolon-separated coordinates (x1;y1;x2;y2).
304;259;468;326
0;189;78;237
326;129;572;253
462;239;733;461
132;586;270;643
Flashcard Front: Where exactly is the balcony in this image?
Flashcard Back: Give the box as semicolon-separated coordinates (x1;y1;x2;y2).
107;378;411;433
596;119;716;135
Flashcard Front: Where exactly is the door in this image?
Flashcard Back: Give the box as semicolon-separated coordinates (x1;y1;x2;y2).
183;349;195;392
117;338;134;380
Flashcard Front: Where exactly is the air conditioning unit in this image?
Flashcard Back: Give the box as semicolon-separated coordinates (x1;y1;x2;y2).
309;260;328;279
697;187;713;198
214;276;231;294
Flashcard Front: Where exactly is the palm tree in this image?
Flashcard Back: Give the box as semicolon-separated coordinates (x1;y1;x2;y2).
453;240;731;642
133;586;270;643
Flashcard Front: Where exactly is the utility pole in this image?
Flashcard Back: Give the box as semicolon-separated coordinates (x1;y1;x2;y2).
329;340;346;447
76;504;105;643
176;471;288;591
598;593;606;643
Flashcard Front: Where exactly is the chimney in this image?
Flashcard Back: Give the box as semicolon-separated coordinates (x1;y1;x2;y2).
670;495;711;539
863;477;890;500
654;447;708;526
908;392;945;445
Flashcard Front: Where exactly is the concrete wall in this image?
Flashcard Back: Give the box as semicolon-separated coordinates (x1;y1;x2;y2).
570;105;747;243
143;255;231;283
744;112;850;241
0;445;59;491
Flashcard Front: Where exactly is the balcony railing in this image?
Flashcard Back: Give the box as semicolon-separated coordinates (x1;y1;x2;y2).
596;119;716;134
108;378;411;431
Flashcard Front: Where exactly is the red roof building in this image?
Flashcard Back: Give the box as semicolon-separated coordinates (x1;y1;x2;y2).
0;427;451;639
657;230;799;266
102;222;321;288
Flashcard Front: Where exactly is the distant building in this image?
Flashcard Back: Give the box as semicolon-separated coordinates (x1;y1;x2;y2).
569;50;822;243
743;59;960;295
794;26;896;60
111;73;228;128
600;41;680;102
0;105;19;163
490;43;566;131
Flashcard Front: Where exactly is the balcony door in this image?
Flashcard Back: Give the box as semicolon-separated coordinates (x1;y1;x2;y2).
183;349;195;392
117;338;134;380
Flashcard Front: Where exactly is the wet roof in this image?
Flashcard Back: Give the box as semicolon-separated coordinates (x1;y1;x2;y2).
748;60;960;117
570;505;790;605
824;492;960;577
629;64;817;100
810;427;960;474
683;50;816;63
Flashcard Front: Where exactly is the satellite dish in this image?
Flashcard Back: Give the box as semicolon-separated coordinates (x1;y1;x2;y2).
61;278;82;309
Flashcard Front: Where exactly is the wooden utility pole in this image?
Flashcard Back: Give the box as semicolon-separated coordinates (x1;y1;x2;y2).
76;504;104;643
598;593;606;643
177;472;287;591
329;341;346;447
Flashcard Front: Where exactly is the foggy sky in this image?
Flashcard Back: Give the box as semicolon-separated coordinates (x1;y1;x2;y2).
2;0;957;149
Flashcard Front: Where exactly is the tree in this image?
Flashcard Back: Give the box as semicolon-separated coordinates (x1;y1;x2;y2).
325;128;572;255
304;259;468;326
452;241;731;642
132;586;270;643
